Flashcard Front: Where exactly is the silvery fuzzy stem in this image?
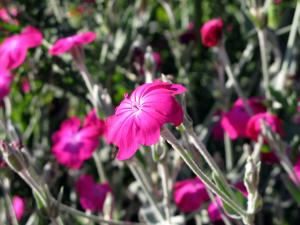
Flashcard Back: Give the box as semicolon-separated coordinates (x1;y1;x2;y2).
181;124;240;206
128;162;165;222
218;44;253;116
71;46;113;116
257;28;270;100
161;127;247;220
93;151;107;183
261;122;300;187
158;161;172;225
243;144;262;225
275;2;300;90
0;178;19;225
59;204;148;225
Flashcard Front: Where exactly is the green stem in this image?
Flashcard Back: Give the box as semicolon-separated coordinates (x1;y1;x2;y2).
182;125;240;204
161;127;247;218
93;151;107;182
59;204;147;225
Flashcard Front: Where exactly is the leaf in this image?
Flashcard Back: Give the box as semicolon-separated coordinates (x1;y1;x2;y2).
212;172;247;219
282;176;300;206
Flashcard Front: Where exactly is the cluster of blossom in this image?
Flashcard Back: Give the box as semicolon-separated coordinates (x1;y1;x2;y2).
1;2;299;223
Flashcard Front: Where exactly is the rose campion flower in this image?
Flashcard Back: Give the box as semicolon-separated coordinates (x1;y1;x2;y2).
0;26;43;70
246;112;284;141
105;81;186;160
0;7;18;25
21;77;30;93
76;174;111;212
293;157;300;183
0;69;13;100
200;18;223;47
51;110;105;169
173;178;209;213
208;197;223;222
49;32;96;55
12;196;25;221
221;98;266;140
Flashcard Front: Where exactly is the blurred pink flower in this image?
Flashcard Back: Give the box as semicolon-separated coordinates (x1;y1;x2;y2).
200;18;223;47
0;69;13;100
12;196;25;221
49;32;96;55
21;77;30;93
208;182;247;222
52;110;104;169
179;22;196;44
173;178;209;213
246;112;283;141
0;7;18;25
76;174;111;212
221;98;266;140
105;81;186;160
0;26;43;70
274;0;282;4
292;156;300;183
208;197;223;222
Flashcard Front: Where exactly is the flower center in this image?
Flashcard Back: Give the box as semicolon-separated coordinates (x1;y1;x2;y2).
131;102;142;112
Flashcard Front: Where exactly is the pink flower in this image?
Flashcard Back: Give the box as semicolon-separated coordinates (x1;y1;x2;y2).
12;196;25;221
221;98;266;140
76;174;111;212
21;77;30;93
293;157;300;183
173;178;209;213
0;7;18;25
105;81;186;160
208;197;223;222
49;32;96;55
51;110;105;169
246;112;284;141
0;69;13;100
200;18;223;47
0;26;43;70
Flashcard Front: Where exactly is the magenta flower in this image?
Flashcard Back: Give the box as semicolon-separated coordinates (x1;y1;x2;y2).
105;81;186;160
0;69;13;100
293;157;300;183
208;197;223;222
221;98;266;140
0;7;18;25
49;32;96;55
12;196;25;221
51;110;105;169
173;178;209;213
21;77;30;93
200;18;223;47
0;26;43;70
76;174;112;212
246;112;283;141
